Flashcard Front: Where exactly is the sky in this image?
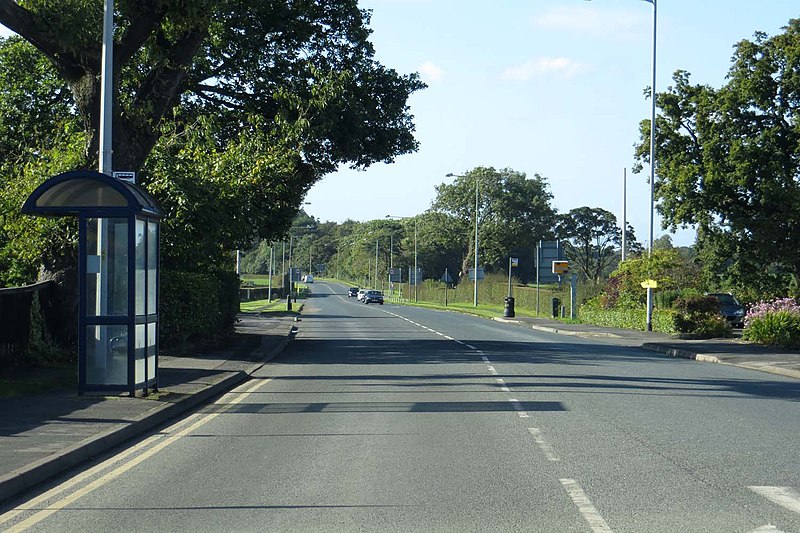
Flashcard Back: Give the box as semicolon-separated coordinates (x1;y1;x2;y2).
304;0;800;247
2;2;798;247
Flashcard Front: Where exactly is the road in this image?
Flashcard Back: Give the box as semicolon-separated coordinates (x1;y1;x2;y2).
2;281;799;532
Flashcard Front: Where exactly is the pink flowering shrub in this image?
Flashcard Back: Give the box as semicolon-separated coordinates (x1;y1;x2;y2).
743;297;800;348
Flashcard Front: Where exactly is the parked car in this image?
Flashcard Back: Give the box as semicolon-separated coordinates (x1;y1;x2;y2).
706;292;745;328
363;290;384;305
357;289;367;301
348;287;359;298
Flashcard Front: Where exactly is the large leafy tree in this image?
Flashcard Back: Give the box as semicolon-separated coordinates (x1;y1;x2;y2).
0;1;424;278
556;206;636;282
431;167;556;282
634;19;800;297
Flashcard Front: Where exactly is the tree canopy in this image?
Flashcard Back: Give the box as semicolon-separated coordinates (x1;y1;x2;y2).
431;167;556;282
556;206;638;283
0;0;424;282
634;19;800;298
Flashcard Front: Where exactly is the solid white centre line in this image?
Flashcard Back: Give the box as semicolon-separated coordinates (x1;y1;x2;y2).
527;428;560;462
750;486;800;515
560;478;614;533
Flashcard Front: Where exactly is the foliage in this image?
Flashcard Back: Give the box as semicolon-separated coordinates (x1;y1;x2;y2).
742;297;800;348
431;167;556;282
744;297;800;327
601;249;703;309
578;304;677;334
672;295;731;338
557;206;638;282
159;269;239;349
634;19;800;299
743;307;800;349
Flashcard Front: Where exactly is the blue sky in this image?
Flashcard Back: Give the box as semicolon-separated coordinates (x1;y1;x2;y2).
3;2;798;247
305;0;799;247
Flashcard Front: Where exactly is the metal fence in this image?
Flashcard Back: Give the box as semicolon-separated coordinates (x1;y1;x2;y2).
0;281;53;366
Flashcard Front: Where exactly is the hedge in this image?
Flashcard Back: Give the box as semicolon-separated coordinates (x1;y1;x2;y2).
160;269;240;350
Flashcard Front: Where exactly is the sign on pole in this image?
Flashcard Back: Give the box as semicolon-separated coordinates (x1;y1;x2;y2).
467;267;485;281
510;257;519;268
552;260;570;275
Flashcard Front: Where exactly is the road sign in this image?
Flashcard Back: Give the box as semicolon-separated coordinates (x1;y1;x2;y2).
440;270;453;283
113;171;136;183
389;268;402;283
409;267;423;285
640;279;658;289
510;257;519;268
467;267;485;281
552;260;569;275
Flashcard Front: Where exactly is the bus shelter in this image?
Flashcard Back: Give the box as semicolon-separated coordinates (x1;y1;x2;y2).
22;170;164;395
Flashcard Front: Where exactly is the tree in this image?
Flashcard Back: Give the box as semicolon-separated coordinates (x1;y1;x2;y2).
0;1;424;278
431;167;556;282
556;207;623;282
634;19;800;298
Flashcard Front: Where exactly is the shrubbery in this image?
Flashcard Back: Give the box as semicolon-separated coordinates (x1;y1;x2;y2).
160;270;240;350
743;298;800;348
672;295;730;338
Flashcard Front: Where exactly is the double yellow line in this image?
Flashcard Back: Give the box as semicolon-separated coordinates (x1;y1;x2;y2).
1;377;272;532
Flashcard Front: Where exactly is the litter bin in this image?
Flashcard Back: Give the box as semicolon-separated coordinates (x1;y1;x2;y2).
286;294;292;311
551;297;561;318
504;296;515;318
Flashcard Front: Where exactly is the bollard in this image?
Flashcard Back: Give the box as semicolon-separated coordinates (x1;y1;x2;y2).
503;296;515;318
286;294;292;311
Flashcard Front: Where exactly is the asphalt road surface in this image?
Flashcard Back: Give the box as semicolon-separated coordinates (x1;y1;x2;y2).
2;281;799;532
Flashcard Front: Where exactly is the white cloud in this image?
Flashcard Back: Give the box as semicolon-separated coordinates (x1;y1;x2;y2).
502;57;586;81
418;61;444;83
532;5;649;41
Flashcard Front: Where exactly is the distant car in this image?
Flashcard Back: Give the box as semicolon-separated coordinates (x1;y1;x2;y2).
363;290;384;305
302;274;314;283
707;292;745;328
357;289;367;301
348;287;359;298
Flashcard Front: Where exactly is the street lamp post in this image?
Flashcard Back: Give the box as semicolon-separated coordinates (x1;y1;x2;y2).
587;0;656;330
645;0;657;332
386;215;419;302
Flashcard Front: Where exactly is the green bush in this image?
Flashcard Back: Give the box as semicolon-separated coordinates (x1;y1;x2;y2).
672;295;731;338
743;310;800;348
160;270;240;350
578;306;677;334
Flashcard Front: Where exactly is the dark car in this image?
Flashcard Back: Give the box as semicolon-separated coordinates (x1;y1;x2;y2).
363;290;384;305
348;287;359;298
707;292;745;328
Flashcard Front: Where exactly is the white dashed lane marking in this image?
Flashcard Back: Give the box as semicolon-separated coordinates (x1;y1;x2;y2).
560;479;614;533
750;486;800;515
528;428;560;462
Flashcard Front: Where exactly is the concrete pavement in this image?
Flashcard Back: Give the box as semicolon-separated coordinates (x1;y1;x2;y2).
493;314;800;381
0;311;297;503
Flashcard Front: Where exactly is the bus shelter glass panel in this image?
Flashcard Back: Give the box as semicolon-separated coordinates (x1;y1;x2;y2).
86;324;127;385
135;219;146;315
86;218;128;316
147;322;156;380
147;221;157;315
135;324;146;384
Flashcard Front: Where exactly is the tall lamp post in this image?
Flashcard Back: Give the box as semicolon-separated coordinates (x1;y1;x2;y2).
645;0;657;332
386;215;418;302
587;0;656;330
446;173;479;306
